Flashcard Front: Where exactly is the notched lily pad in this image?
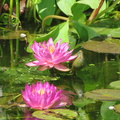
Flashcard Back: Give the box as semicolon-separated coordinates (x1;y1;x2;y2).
32;109;77;120
82;40;120;54
84;89;120;101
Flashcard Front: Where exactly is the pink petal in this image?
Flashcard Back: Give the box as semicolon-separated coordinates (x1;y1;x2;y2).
37;65;48;71
31;41;39;53
68;55;77;61
25;61;39;66
54;64;70;71
47;38;54;46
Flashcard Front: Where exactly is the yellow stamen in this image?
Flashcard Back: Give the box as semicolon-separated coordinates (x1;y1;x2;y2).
38;88;45;95
48;46;55;53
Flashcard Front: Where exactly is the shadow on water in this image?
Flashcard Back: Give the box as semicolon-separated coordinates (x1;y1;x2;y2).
0;40;28;67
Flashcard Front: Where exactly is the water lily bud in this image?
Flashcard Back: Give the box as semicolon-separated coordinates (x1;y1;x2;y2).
72;50;84;68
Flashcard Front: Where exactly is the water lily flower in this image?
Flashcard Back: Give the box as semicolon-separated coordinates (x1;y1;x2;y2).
21;82;73;110
26;38;77;71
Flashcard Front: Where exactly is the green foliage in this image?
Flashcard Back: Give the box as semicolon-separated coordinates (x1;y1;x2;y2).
36;0;56;25
56;0;76;16
77;0;100;9
71;2;89;14
72;21;99;41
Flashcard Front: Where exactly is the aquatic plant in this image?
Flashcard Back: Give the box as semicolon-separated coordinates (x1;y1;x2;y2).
21;82;73;110
26;38;77;71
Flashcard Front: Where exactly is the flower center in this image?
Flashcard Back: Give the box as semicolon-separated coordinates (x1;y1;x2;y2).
48;46;55;53
37;88;45;95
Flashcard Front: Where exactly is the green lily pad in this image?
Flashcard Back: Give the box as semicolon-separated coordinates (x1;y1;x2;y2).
101;102;120;120
110;80;120;89
84;89;120;101
114;104;120;113
110;28;120;38
82;40;120;54
32;109;77;120
0;30;29;40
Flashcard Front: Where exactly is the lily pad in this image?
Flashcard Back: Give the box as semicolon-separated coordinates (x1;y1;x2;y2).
82;40;120;54
32;109;77;120
110;80;120;89
0;30;29;40
114;104;120;113
84;89;120;101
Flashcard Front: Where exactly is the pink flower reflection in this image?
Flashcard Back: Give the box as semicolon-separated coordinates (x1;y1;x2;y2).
22;82;73;110
26;38;77;71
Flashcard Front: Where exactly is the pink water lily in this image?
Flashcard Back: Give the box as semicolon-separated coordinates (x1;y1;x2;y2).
26;38;77;71
21;82;73;110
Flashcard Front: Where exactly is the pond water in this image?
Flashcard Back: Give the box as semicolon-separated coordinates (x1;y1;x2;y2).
0;40;120;120
1;0;120;119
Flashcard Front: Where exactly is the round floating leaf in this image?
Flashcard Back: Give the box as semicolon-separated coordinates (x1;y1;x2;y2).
101;102;120;120
32;109;77;120
33;110;63;120
82;40;120;54
110;80;120;89
50;109;77;118
84;89;120;101
114;104;120;113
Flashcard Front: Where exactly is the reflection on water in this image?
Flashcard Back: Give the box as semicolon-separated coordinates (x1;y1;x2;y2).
0;107;43;120
23;109;42;120
0;85;3;97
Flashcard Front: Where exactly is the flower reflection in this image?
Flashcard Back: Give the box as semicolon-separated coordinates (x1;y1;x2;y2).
22;82;73;110
23;110;42;120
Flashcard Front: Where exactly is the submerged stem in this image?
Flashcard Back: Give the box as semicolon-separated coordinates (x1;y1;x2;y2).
9;0;14;68
15;0;20;66
10;39;14;68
